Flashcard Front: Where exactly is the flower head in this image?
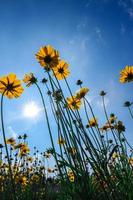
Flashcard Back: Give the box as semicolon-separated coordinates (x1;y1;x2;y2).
23;73;37;87
67;96;81;110
35;45;60;69
53;60;70;80
88;118;98;127
58;137;66;145
6;138;16;146
0;73;24;99
119;65;133;83
76;87;89;99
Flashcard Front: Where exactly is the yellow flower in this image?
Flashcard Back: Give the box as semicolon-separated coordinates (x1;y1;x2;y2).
0;73;24;99
129;158;133;166
35;45;60;68
19;145;30;157
53;60;70;80
119;65;133;83
58;137;66;145
67;96;81;110
112;152;119;159
68;170;75;182
76;87;89;99
23;73;37;87
27;157;33;163
17;176;27;186
88;118;98;127
6;138;16;146
67;147;77;156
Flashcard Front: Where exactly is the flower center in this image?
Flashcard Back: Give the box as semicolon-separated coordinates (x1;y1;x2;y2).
127;73;133;81
44;55;52;64
6;83;14;91
58;67;64;74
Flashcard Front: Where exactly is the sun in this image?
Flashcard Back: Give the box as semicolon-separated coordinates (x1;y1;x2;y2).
23;101;41;118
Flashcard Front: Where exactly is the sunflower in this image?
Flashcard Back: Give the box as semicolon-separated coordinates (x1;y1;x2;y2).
35;45;60;69
0;73;24;99
23;73;37;87
53;60;70;80
76;87;89;99
67;96;81;110
119;65;133;83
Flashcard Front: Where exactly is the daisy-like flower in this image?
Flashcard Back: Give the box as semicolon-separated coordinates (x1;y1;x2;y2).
53;60;70;80
6;138;16;146
119;65;133;83
88;118;98;127
35;45;60;69
76;87;89;99
58;137;66;145
66;96;81;110
23;73;37;87
0;73;24;99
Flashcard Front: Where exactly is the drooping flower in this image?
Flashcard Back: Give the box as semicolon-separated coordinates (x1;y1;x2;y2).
23;73;37;87
119;65;133;83
53;60;70;80
35;45;60;69
0;73;24;99
76;87;89;99
66;96;81;110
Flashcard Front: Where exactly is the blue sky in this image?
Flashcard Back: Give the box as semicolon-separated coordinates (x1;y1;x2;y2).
0;0;132;153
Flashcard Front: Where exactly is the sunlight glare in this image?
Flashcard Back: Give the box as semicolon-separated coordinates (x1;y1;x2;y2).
23;101;41;118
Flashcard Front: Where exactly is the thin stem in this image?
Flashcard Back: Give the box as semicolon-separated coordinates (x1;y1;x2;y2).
0;94;16;200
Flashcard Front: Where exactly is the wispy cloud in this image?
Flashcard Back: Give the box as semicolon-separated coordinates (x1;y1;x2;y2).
95;27;106;45
7;126;18;139
118;0;133;19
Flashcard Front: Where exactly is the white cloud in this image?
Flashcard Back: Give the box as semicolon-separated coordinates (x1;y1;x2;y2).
7;126;18;139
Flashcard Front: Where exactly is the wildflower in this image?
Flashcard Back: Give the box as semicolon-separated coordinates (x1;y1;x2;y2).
76;79;83;85
44;152;51;158
67;147;77;156
19;145;30;157
31;174;40;182
6;138;16;146
42;78;48;84
124;101;133;107
88;118;98;127
53;90;62;102
18;176;27;186
112;152;119;159
47;168;53;173
119;65;133;83
109;113;117;124
100;91;106;96
114;121;125;133
35;45;60;68
27;157;33;163
53;60;70;80
23;73;37;87
67;96;81;110
129;158;133;166
68;170;75;182
0;73;24;99
76;87;89;99
58;137;66;145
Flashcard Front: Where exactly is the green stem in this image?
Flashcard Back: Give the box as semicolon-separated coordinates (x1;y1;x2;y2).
0;94;16;200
